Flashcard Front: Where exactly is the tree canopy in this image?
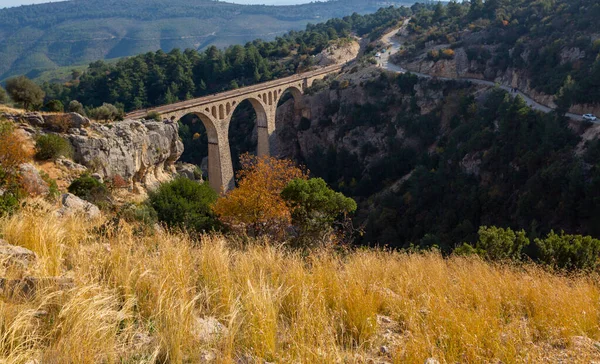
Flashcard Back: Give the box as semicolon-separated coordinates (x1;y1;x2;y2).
149;177;220;232
5;76;45;110
213;154;308;237
41;7;411;112
0;86;7;105
281;177;356;245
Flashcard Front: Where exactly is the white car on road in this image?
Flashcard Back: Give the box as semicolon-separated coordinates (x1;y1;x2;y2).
583;114;597;121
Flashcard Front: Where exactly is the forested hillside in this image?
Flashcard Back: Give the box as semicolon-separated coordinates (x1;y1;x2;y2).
0;0;412;81
3;3;600;361
277;68;600;251
41;7;410;111
396;0;600;112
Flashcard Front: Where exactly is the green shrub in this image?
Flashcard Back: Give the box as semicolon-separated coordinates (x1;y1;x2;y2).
281;177;356;246
68;100;86;115
68;174;110;206
305;79;329;95
145;111;161;121
453;242;478;256
44;99;64;112
35;134;73;160
0;192;21;217
455;226;530;261
119;202;157;224
193;166;204;180
149;177;220;232
88;103;122;122
535;231;600;270
0;86;7;105
40;171;59;199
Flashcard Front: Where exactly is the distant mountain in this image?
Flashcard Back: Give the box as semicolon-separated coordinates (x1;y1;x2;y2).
0;0;412;80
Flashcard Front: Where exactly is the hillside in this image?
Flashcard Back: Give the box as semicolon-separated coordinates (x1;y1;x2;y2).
26;1;600;251
39;6;410;111
0;204;599;362
3;3;600;361
274;64;600;249
0;0;412;81
392;0;600;116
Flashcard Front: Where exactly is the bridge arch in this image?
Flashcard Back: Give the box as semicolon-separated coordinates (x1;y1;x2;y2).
227;96;271;159
126;66;343;192
170;110;234;192
276;85;303;108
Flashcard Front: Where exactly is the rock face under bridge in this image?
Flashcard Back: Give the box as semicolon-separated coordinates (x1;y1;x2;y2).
126;65;342;192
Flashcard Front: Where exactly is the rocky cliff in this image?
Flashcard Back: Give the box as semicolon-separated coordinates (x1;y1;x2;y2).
2;112;184;192
68;119;183;191
275;66;482;188
400;43;600;116
274;63;600;246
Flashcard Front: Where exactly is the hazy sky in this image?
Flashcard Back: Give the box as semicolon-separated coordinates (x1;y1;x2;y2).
0;0;316;8
1;0;62;8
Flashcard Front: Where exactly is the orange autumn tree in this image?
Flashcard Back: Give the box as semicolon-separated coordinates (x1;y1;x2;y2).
0;121;32;186
0;121;33;214
213;153;308;237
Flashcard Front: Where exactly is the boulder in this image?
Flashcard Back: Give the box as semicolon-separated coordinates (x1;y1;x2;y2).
19;163;49;196
56;157;87;173
43;113;90;131
68;120;183;190
57;193;101;219
559;47;585;65
0;239;36;269
460;152;482;176
193;316;228;343
91;173;104;183
176;162;201;181
22;112;45;127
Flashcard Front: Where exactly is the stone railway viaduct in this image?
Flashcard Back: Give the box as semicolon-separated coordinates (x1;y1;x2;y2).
126;64;342;192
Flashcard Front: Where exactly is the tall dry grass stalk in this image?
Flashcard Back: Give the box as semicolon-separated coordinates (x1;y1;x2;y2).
0;203;599;363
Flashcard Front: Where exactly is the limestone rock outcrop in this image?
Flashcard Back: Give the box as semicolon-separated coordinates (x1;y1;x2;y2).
19;163;50;196
1;112;91;130
0;239;37;269
43;112;91;131
57;193;101;219
68;120;184;190
402;43;600;117
176;162;203;181
3;112;184;192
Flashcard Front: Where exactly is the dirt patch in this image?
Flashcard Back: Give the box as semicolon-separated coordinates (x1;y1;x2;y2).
315;38;360;67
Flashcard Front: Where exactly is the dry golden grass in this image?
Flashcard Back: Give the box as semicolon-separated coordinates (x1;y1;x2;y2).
0;105;62;116
0;203;599;363
0;106;25;115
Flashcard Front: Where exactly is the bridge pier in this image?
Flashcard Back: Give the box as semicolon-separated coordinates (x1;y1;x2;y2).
208;138;235;193
257;105;278;157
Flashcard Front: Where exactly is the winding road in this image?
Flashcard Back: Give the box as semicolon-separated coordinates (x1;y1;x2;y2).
379;22;589;122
